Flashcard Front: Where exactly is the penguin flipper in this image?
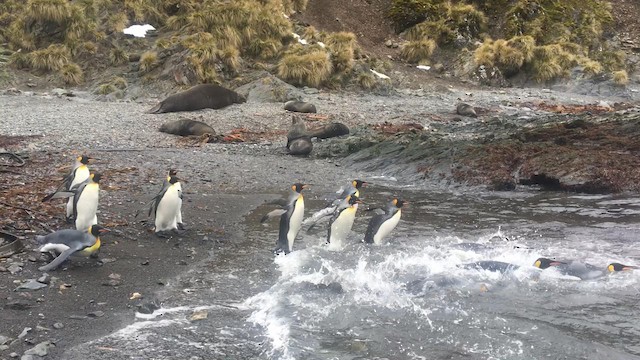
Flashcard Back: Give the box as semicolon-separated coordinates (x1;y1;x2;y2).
265;198;288;207
261;209;287;223
39;247;80;271
43;191;75;201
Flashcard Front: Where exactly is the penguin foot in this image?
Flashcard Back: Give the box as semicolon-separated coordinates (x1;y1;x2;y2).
155;231;172;239
172;228;187;236
65;216;74;224
177;222;187;231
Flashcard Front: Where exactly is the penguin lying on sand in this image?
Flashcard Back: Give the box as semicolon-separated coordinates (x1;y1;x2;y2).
42;155;93;222
261;183;308;254
364;198;406;245
37;225;110;271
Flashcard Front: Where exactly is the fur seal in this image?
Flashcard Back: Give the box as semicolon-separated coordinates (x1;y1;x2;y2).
148;84;246;114
456;102;477;118
307;122;350;139
284;100;317;113
287;115;313;156
159;119;216;137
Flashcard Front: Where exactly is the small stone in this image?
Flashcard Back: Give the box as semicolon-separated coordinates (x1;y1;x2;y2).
53;323;64;329
69;315;88;320
27;256;37;262
35;325;50;332
177;260;188;266
189;310;208;322
15;280;46;292
24;341;54;356
0;335;10;345
384;40;393;47
129;292;142;300
136;301;160;314
87;311;104;318
102;279;121;287
100;257;116;264
17;328;31;339
0;266;7;272
108;273;121;280
21;355;35;360
37;274;50;284
140;260;149;266
5;300;34;310
7;264;22;274
9;352;19;358
0;344;8;351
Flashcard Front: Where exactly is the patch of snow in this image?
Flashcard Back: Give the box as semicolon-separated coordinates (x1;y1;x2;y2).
370;69;390;80
417;65;431;71
123;24;155;38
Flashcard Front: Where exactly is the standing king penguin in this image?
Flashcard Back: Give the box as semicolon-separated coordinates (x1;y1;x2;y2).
154;169;185;230
37;225;110;271
72;172;102;231
42;155;93;222
327;194;361;249
304;179;367;228
261;183;308;254
364;198;406;245
151;175;183;237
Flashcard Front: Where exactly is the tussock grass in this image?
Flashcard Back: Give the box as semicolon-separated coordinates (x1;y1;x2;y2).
106;12;128;33
110;47;128;66
612;70;628;86
277;48;332;87
29;44;71;71
59;62;83;85
326;32;356;72
25;0;71;23
96;83;116;95
139;51;158;72
358;71;377;90
111;76;128;89
401;39;437;63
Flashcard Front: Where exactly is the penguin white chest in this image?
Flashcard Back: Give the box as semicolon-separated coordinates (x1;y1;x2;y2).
287;196;305;250
156;185;181;231
329;206;357;246
71;166;90;188
39;243;70;254
373;209;401;245
75;183;100;231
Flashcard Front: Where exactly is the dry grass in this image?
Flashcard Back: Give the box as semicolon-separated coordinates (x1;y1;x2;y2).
326;32;356;72
106;12;128;33
96;83;116;95
109;47;128;65
277;48;332;87
220;46;241;73
25;0;71;23
59;62;83;85
612;70;629;86
139;51;158;72
29;44;70;71
401;39;437;63
358;71;377;90
579;58;602;76
111;76;127;89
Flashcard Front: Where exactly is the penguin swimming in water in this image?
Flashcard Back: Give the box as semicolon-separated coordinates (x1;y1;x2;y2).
364;198;406;245
608;263;638;272
261;183;308;254
327;194;361;249
72;172;102;231
37;225;110;271
304;179;367;228
534;257;613;280
41;155;93;222
462;260;520;273
150;175;183;238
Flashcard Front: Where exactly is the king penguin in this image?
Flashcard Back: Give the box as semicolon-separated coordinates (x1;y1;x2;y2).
327;194;361;249
155;169;185;230
304;179;367;228
261;183;308;254
73;172;102;231
608;263;638;272
37;225;110;271
151;175;183;238
364;198;406;245
42;155;93;222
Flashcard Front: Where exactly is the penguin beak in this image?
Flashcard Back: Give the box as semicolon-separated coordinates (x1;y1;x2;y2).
87;157;97;163
98;228;111;234
302;184;310;189
622;265;638;271
549;261;564;266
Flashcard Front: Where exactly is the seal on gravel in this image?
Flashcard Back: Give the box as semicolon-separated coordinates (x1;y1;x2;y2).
456;103;477;118
284;100;317;114
287;115;313;156
159;119;216;137
148;84;246;114
308;122;350;139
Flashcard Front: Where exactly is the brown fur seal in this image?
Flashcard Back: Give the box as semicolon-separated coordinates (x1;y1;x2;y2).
308;122;350;139
287;115;313;156
456;103;477;118
159;119;216;137
148;84;246;114
284;101;317;114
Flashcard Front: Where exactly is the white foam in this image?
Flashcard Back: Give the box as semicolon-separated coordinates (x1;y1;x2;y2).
123;24;155;38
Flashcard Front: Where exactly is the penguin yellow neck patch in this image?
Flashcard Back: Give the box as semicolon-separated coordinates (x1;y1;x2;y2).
81;237;101;255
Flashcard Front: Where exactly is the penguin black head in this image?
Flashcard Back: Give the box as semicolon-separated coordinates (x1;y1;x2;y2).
168;175;180;184
78;155;93;164
90;173;102;183
352;180;368;189
89;225;111;237
168;169;178;177
608;263;638;272
534;257;566;269
292;183;308;193
392;198;407;208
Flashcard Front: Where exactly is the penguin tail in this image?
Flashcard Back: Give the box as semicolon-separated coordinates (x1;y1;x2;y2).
36;235;47;244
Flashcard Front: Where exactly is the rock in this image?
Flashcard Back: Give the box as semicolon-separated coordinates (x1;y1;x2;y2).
27;256;37;262
102;279;121;287
140;260;150;266
18;328;31;339
10;353;19;358
51;88;74;97
37;274;50;285
5;300;34;310
0;335;10;345
0;344;8;351
136;300;160;314
15;280;47;292
303;87;320;94
189;310;208;321
52;323;64;330
69;315;88;320
0;266;7;272
24;341;54;357
7;264;22;274
100;257;116;264
235;72;303;103
456;102;478;118
21;355;35;360
384;40;393;47
87;311;105;318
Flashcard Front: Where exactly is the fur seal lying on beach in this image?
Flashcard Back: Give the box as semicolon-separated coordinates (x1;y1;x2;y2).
308;122;350;139
456;102;477;118
284;101;317;113
148;84;246;114
287;115;313;156
159;119;216;137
